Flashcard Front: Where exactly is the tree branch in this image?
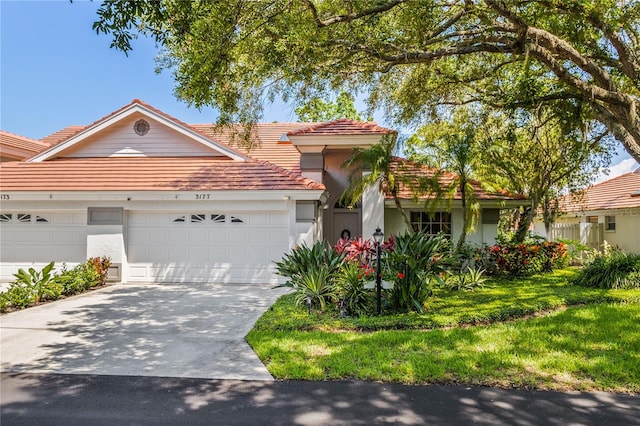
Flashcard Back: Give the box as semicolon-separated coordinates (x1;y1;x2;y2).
300;0;406;27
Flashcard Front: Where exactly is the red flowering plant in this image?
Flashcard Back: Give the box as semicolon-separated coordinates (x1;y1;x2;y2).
480;239;568;277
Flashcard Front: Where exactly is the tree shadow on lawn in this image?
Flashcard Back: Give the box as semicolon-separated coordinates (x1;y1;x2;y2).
2;372;639;426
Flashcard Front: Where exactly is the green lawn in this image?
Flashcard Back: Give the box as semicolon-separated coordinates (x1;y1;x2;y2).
247;268;640;392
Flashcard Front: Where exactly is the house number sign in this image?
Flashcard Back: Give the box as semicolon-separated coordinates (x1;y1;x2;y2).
195;194;211;200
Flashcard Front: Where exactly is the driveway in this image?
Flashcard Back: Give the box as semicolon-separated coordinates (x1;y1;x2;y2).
0;283;287;380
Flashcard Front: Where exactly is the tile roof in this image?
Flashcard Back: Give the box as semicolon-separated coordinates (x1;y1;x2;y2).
558;170;640;212
287;118;395;136
39;126;85;146
0;130;50;159
192;123;312;174
389;158;526;202
0;157;325;192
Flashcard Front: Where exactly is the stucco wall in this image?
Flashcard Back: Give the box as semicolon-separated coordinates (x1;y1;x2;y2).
603;214;640;253
384;207;498;246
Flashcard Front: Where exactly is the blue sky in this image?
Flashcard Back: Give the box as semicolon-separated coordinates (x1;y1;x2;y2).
1;0;637;179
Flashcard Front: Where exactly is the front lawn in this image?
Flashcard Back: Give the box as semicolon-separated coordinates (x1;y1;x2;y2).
247;268;640;392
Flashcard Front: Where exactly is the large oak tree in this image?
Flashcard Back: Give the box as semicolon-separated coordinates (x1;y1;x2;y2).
94;0;640;161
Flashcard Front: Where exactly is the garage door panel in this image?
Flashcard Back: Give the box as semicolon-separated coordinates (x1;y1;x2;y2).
188;229;208;244
207;230;229;244
126;211;289;283
0;212;87;280
168;229;188;244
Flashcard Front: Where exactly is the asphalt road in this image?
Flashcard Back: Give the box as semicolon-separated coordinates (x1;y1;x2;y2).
2;373;638;425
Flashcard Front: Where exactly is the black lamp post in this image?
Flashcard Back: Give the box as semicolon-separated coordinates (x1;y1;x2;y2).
373;227;384;315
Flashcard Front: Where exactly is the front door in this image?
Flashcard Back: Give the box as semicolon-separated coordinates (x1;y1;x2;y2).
332;209;361;243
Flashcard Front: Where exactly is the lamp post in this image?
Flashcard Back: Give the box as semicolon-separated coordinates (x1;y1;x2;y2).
373;227;384;315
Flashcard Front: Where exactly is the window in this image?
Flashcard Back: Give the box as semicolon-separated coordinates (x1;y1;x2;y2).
87;207;123;225
605;215;616;231
230;216;244;223
0;213;48;224
17;214;31;223
410;211;451;238
172;213;244;224
190;214;206;223
586;216;599;224
211;214;226;223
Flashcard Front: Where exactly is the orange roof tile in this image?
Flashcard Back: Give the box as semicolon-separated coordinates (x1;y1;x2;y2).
39;126;85;146
0;157;325;192
192;123;312;173
287;118;395;136
389;158;525;202
558;170;640;212
0;130;49;159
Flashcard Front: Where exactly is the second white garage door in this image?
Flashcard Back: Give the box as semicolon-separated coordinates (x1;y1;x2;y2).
127;211;289;283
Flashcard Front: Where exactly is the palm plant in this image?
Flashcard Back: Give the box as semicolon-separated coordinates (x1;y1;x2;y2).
341;133;414;234
407;120;481;252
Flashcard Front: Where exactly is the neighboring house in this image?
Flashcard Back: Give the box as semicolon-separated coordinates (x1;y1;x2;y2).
0;100;523;284
0;130;50;162
540;170;640;253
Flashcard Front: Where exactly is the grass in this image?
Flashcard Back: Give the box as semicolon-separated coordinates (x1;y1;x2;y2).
247;268;640;392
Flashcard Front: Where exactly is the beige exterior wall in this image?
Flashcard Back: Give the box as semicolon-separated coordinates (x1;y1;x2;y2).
603;213;640;253
549;209;640;253
384;206;499;246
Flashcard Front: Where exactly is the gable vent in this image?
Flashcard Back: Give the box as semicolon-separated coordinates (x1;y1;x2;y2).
134;119;150;136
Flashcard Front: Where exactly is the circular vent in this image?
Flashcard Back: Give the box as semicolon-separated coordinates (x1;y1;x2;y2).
134;119;150;136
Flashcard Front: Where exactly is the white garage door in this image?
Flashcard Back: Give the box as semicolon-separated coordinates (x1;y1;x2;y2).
0;211;87;281
127;211;289;283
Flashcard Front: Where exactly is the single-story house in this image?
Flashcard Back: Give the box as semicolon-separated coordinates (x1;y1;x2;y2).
538;169;640;253
0;100;524;284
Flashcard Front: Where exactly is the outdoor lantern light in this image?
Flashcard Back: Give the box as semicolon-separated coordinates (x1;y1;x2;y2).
373;227;384;315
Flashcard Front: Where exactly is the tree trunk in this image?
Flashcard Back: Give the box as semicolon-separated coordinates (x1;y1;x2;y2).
392;192;414;235
456;182;468;251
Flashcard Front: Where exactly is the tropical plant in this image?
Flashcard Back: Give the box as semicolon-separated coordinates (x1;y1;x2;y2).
274;241;345;287
291;266;338;311
335;261;373;316
407;109;482;251
386;233;454;313
11;261;59;304
572;251;640;289
448;266;488;291
341;133;415;233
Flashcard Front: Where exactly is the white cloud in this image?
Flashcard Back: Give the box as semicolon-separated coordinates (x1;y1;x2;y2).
595;158;639;184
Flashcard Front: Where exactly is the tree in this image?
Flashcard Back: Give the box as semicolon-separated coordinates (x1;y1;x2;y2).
406;111;481;250
94;1;640;161
479;107;613;242
341;134;414;234
295;90;364;122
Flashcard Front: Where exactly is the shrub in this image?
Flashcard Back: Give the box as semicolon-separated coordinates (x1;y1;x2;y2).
55;258;109;295
572;251;640;289
479;241;568;278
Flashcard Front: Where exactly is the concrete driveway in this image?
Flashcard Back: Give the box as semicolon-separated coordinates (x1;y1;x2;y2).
0;283;287;380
